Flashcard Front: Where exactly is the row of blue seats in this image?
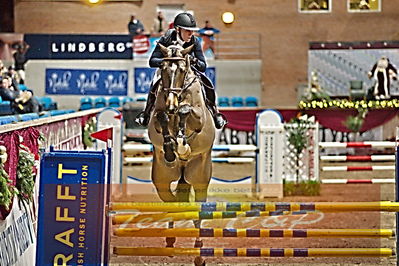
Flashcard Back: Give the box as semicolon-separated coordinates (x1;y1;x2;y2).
218;96;259;107
80;96;134;110
0;109;75;126
0;96;58;116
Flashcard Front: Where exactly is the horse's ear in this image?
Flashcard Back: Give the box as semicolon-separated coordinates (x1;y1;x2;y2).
158;43;169;57
185;54;191;69
181;45;194;56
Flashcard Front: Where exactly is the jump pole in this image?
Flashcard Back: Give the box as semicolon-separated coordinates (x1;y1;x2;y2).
114;228;395;238
113;247;395;257
110;201;399;212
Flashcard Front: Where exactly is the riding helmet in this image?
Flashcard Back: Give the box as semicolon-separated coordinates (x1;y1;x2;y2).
173;13;199;31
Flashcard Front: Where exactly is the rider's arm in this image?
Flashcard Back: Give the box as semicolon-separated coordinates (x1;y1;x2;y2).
192;37;207;72
149;44;164;68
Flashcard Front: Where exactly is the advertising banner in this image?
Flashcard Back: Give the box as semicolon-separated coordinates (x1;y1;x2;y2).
45;68;128;95
134;67;216;94
36;150;107;266
24;34;133;60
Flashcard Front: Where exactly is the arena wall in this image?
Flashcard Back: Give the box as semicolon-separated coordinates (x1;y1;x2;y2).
25;59;261;110
14;0;399;108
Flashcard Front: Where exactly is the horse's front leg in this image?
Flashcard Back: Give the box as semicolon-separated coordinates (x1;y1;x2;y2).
156;111;176;163
176;104;192;160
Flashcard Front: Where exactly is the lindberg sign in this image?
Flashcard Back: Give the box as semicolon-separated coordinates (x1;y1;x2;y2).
24;34;133;59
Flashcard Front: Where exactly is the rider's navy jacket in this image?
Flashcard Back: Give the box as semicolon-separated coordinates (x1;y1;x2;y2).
149;29;207;72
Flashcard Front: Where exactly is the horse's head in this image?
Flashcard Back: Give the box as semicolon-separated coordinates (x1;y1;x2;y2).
158;44;194;112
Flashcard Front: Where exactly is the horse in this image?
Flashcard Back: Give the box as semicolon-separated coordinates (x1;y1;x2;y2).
147;43;215;265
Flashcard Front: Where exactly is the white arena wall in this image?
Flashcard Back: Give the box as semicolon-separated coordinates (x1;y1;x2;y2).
25;59;262;110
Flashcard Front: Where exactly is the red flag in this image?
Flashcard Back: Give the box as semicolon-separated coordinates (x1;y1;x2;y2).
91;127;113;143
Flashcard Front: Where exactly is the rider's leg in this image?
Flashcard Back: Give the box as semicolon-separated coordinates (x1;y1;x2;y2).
135;85;157;126
204;86;228;129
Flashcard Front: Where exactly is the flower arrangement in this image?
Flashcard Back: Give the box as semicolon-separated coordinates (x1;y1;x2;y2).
0;145;14;211
16;143;36;204
83;116;97;148
299;99;399;110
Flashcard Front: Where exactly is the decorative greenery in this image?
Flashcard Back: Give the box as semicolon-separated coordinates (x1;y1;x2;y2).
299;99;399;110
285;115;314;183
16;144;35;204
302;72;331;102
284;180;320;196
0;146;14;210
83;116;97;148
343;108;368;133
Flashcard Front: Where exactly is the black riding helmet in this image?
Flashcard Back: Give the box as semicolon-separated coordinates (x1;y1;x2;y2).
173;13;199;31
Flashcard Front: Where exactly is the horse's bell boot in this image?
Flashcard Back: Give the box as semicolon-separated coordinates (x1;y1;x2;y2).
214;113;228;129
135;111;150;126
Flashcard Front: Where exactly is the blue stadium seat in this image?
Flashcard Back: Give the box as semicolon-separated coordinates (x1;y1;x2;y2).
0;115;17;125
122;96;134;105
38;96;57;111
0;96;12;115
19;113;39;122
218;97;230;107
231;96;244;107
94;97;107;108
245;96;258;107
79;97;93;111
108;97;121;108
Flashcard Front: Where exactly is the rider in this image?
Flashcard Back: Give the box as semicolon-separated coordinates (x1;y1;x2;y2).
135;12;227;129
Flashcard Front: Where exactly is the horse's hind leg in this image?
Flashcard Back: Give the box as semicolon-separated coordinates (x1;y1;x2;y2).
156;111;175;162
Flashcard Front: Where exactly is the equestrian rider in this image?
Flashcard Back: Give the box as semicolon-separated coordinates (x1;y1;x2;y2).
135;12;228;129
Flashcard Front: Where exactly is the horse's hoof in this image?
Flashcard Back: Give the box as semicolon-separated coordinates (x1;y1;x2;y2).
194;239;203;248
194;256;205;266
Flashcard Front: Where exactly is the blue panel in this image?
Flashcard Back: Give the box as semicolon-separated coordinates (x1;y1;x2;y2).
46;69;128;96
36;151;107;266
134;67;156;94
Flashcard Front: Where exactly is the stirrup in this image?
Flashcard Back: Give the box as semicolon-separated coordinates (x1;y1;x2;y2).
135;111;150;126
213;113;228;129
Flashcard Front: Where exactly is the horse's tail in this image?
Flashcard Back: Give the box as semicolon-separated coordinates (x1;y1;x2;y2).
175;168;191;202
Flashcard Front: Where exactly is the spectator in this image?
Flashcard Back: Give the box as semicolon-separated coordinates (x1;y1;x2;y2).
0;33;24;65
135;12;227;129
198;20;220;55
151;11;168;37
12;42;29;84
127;14;145;37
0;75;41;113
368;56;398;100
0;60;7;75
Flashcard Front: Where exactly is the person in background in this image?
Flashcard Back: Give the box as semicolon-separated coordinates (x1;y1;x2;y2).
151;11;168;37
0;33;24;66
198;20;220;55
128;14;145;37
12;42;29;84
0;75;41;114
135;12;227;129
368;56;397;100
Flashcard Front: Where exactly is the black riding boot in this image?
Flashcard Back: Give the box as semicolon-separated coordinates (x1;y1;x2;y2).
135;92;156;126
205;87;228;129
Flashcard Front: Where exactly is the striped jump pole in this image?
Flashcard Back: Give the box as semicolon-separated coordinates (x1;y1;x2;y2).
320;155;395;162
321;178;395;184
320;141;395;149
124;157;255;164
109;201;399;213
322;165;395;171
111;210;306;224
123;144;258;153
114;228;395;238
113;247;395;257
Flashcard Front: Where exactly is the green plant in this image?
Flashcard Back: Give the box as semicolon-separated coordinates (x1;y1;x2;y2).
285;115;314;183
0;166;13;210
343;108;368;133
83;117;97;148
16;144;35;204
